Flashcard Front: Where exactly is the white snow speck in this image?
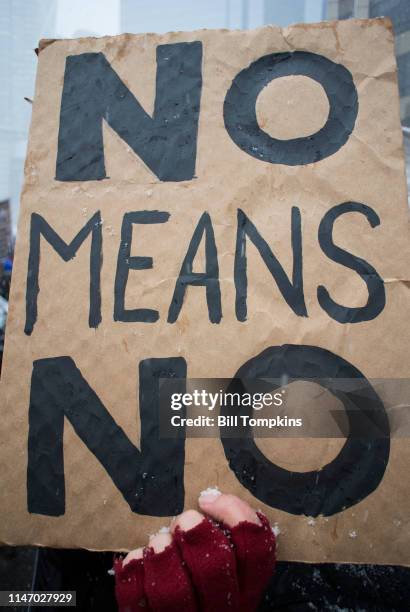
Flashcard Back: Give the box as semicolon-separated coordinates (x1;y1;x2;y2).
349;530;358;539
272;522;281;537
307;517;316;526
199;486;221;499
107;568;115;576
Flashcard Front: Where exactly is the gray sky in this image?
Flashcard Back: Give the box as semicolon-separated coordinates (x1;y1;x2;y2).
55;0;325;38
56;0;120;37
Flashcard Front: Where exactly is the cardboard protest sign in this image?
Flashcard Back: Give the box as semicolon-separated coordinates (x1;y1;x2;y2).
0;18;409;565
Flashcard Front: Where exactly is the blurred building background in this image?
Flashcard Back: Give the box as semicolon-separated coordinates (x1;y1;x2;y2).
121;0;324;32
0;0;409;243
324;0;410;200
0;200;11;260
324;0;410;127
0;1;56;239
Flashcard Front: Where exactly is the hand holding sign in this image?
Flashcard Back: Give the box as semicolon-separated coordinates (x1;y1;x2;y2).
115;491;276;612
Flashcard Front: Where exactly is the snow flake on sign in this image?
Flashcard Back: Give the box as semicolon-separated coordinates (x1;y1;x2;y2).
199;486;221;498
272;522;281;537
348;530;358;539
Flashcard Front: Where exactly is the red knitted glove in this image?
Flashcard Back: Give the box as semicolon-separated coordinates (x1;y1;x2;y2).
115;494;275;612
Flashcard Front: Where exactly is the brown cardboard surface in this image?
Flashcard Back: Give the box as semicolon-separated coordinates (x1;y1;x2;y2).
0;18;409;564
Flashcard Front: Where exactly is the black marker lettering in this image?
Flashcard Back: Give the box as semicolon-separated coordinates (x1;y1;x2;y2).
114;211;170;323
224;51;358;166
221;344;389;516
235;206;306;321
318;202;385;323
25;212;102;336
27;356;186;516
56;42;203;182
168;212;222;324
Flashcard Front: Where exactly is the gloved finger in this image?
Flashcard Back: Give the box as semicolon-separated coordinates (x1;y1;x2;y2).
143;528;197;612
123;546;144;565
171;509;240;612
198;492;275;612
229;511;276;611
149;530;172;553
114;551;151;612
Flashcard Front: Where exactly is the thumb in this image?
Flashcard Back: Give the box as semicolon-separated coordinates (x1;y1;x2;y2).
198;489;261;528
